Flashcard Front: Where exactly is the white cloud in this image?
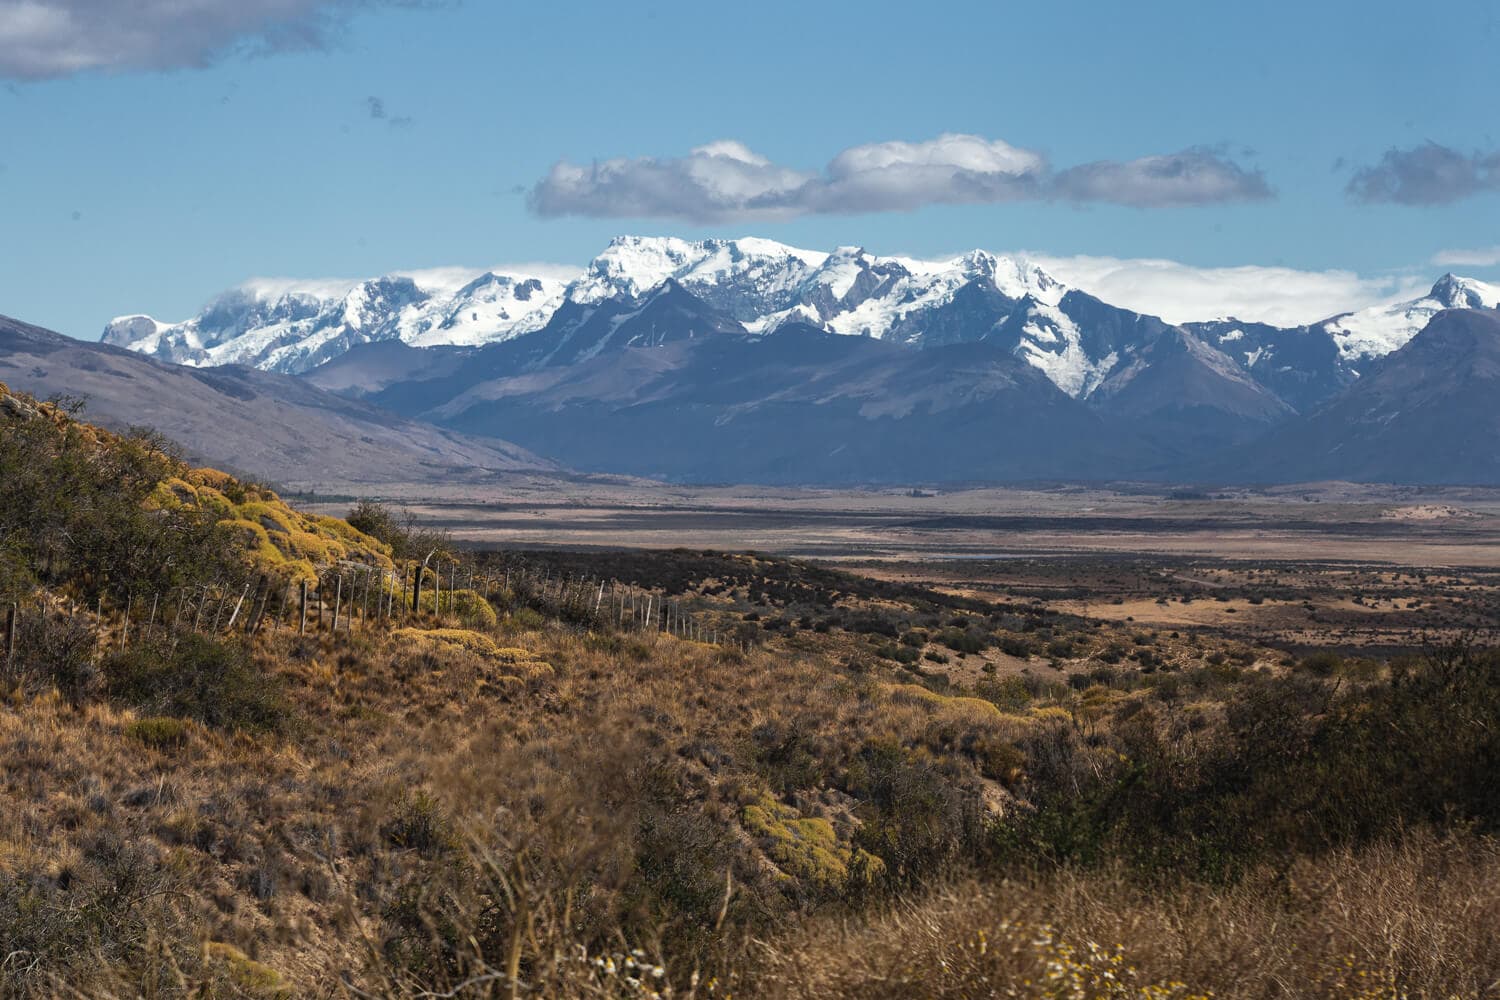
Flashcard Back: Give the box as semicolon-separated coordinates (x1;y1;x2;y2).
233;261;583;302
1052;148;1271;207
1432;246;1500;268
0;0;418;79
529;142;815;223
1346;143;1500;205
807;134;1045;212
529;134;1265;222
1018;253;1430;326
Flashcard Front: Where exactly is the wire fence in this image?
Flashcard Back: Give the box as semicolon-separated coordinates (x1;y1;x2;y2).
1;552;741;678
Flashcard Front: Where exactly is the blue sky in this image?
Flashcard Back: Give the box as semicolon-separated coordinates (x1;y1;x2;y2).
1;0;1497;337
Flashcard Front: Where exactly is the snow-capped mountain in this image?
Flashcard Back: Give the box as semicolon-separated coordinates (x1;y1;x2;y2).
43;240;1500;485
561;237;1066;349
570;236;826;318
102;239;1497;413
105;237;1115;397
102;268;569;373
1314;273;1500;365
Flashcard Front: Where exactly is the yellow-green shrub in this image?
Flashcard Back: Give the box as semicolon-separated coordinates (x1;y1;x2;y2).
203;943;290;998
742;792;885;891
416;588;497;629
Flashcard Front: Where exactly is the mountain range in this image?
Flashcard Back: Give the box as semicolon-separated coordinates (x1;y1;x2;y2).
57;237;1500;485
104;237;1498;393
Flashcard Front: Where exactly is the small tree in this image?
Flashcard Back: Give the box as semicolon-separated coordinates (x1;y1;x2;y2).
347;500;449;563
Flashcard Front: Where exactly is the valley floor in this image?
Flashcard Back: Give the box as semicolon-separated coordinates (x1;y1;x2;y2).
299;478;1500;566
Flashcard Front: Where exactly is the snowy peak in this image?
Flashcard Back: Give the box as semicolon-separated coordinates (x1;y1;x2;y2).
426;272;564;347
1429;273;1500;310
515;275;749;370
561;237;1073;353
1318;273;1500;363
955;249;1065;304
101;314;171;350
103;268;569;373
572;235;712;303
607;278;746;350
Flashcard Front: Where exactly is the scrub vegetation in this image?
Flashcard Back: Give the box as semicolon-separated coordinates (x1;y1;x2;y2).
2;382;1498;998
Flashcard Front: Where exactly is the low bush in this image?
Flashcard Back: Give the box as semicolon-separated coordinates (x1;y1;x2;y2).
1011;640;1500;881
7;606;99;702
939;628;987;655
384;789;458;856
998;635;1034;657
105;634;288;734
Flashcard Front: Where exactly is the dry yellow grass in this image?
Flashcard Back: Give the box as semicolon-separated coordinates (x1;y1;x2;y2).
4;606;1500;998
754;835;1500;999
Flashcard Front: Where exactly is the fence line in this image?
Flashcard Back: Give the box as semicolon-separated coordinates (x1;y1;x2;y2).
0;552;743;678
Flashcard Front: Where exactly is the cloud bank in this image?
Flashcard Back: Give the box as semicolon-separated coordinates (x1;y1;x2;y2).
529;134;1270;222
1346;143;1500;205
1432;246;1500;268
1019;253;1430;327
0;0;420;79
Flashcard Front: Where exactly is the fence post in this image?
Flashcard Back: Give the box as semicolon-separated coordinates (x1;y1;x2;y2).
224;580;252;632
192;586;208;633
212;585;233;634
246;576;269;635
332;575;343;634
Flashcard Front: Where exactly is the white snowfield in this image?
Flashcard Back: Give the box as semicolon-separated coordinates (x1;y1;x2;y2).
102;236;1497;399
1317;274;1500;362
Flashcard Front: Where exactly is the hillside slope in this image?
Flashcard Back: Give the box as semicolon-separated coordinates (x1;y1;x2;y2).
0;314;554;486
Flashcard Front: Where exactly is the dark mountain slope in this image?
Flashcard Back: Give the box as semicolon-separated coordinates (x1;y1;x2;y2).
0;313;553;485
1090;327;1295;458
1225;309;1500;484
1184;319;1351;413
500;278;748;370
303;340;472;397
337;280;749;419
424;322;1160;485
